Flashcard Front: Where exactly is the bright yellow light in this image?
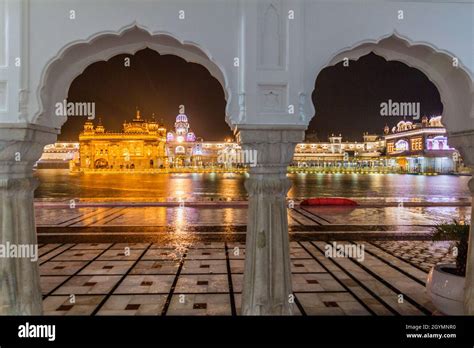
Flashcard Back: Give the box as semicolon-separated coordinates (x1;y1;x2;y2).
177;136;184;143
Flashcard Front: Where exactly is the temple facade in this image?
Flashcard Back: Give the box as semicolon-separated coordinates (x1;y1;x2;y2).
78;110;167;170
75;111;238;171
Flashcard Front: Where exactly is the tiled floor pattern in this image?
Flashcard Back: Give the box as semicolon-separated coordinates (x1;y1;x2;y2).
38;240;454;316
371;240;456;272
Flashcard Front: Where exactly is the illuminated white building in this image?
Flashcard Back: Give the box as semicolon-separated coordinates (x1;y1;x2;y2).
384;116;460;173
293;133;386;166
165;113;198;167
37;142;79;169
163;113;239;167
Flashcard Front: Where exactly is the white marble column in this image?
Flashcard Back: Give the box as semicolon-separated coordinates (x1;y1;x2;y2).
0;124;57;314
449;131;474;314
465;177;474;314
237;127;305;315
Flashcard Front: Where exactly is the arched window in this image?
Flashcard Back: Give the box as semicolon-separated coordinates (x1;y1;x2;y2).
395;140;409;152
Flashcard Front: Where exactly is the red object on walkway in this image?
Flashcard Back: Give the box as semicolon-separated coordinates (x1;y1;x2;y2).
300;197;358;206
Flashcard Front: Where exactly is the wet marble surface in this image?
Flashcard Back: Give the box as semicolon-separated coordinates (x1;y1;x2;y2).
35;202;465;315
36;205;471;229
302;206;471;226
39;240;454;316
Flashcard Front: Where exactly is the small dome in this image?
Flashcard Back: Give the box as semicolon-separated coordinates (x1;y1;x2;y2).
429;116;443;127
186;131;196;142
176;114;188;123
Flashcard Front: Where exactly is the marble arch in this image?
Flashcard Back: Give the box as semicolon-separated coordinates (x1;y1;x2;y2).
314;33;474;133
34;24;232;131
310;32;474;314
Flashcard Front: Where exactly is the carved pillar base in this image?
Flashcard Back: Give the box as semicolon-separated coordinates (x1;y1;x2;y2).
237;127;305;315
0;124;57;314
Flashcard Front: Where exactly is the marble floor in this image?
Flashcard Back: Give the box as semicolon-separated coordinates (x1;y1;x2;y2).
38;240;455;316
35;204;460;315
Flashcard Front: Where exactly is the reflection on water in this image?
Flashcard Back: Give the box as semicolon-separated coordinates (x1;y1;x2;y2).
288;172;471;203
34;169;471;202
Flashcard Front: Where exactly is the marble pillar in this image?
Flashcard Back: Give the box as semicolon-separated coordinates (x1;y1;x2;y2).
237;127;305;315
465;177;474;314
0;124;57;315
449;130;474;314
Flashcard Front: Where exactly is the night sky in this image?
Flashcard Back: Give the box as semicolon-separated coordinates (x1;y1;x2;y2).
61;48;228;141
309;53;443;141
59;49;442;142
